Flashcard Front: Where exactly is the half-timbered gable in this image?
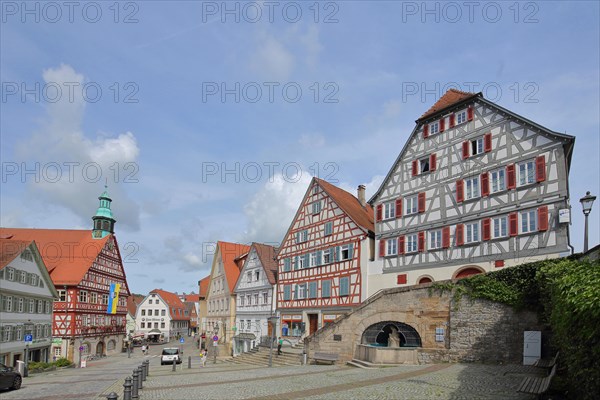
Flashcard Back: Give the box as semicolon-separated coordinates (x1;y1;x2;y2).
369;89;575;292
276;178;374;339
232;243;277;354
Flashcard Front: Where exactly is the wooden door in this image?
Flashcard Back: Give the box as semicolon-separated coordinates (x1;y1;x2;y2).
309;314;318;334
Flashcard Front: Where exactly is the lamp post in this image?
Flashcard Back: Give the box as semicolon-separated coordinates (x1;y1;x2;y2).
267;316;279;368
580;191;596;253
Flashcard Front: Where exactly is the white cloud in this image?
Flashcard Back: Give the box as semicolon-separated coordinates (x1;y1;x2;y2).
298;133;326;148
250;33;295;81
15;64;141;231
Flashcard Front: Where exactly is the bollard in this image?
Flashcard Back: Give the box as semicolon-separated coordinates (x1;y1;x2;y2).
123;377;133;400
140;363;146;381
137;367;143;390
144;360;150;376
172;358;176;371
131;370;139;400
106;392;119;400
188;355;191;369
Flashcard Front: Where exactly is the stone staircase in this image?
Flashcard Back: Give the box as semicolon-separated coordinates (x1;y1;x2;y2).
223;348;302;367
346;358;402;369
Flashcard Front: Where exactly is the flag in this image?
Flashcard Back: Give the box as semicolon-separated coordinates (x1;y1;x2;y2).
107;283;121;314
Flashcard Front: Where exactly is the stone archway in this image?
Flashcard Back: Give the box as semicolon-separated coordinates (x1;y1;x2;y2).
361;321;422;347
96;341;104;356
454;266;485;279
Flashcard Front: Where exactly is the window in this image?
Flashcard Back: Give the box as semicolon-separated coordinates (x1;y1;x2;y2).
324;222;333;236
296;230;308;243
37;299;43;313
240;296;245;306
30;275;38;286
283;285;291;301
386;238;397;256
6;296;13;312
406;234;418;253
310;252;318;267
148;299;153;304
102;294;108;305
429;230;442;250
263;292;268;304
312;201;321;214
17;298;23;313
247;272;252;283
0;269;3;279
429;121;439;135
308;281;317;299
456;110;466;125
20;250;33;262
155;299;160;304
518;160;536;186
465;222;480;243
521;210;537;233
90;292;97;304
78;291;88;303
492;216;508;238
340;244;352;260
283;258;291;272
339;277;350;296
255;271;260;281
45;301;51;314
296;284;306;300
490;168;506;193
246;295;251;306
7;268;14;281
154;309;159;316
20;271;27;284
141;309;146;316
465;176;480;200
405;195;418;215
254;293;259;305
323;249;332;264
161;322;165;328
16;326;23;341
29;299;35;313
470;137;484;156
161;309;166;316
154;322;158;329
383;201;395;219
419;157;430;174
322;280;331;297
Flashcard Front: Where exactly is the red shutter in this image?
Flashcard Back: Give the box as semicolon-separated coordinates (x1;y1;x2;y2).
423;124;429;138
376;204;382;221
506;164;516;189
442;227;450;249
379;240;385;258
412;160;418;177
430;153;437;172
509;213;518;236
449;113;456;128
482;218;491;241
398;236;405;255
396;274;407;285
462;141;470;159
538;206;549;231
536;155;546;182
418;192;426;213
456;180;464;202
455;224;465;246
439;118;445;132
481;172;490;197
395;198;402;218
418;232;425;252
484;133;492;152
467;105;474;121
495;260;505;268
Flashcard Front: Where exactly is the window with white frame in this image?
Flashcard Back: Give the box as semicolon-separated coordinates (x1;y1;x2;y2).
296;284;306;300
312;201;321;214
518;160;536;186
456;110;467;125
465;222;480;243
16;326;23;341
323;249;331;264
20;271;27;284
490;168;506;193
429;230;442;250
54;347;62;357
90;292;97;304
57;290;66;302
263;292;268;304
7;268;14;281
406;234;418;253
471;137;484;156
340;244;352;260
297;255;306;269
240;296;245;306
247;272;252;283
521;210;537;233
29;299;34;313
310;252;318;267
17;298;23;313
405;195;418;215
296;230;308;243
429;121;439;135
6;296;12;312
148;299;152;304
246;295;251;306
465;176;480;200
254;293;259;305
37;299;43;313
154;309;159;316
419;157;430;174
240;320;245;330
492;216;508;238
383;201;395;219
78;291;88;303
30;274;38;286
386;238;397;256
45;301;51;314
2;326;10;342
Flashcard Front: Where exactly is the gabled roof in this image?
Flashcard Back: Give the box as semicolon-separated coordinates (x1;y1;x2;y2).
198;275;210;298
217;241;251;293
183;293;199;302
253;242;278;285
0;227;111;285
418;89;479;120
150;288;189;321
316;178;374;232
127;294;145;316
0;238;31;269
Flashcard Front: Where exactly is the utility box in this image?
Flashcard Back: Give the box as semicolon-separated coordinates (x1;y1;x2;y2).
15;360;25;376
523;331;541;365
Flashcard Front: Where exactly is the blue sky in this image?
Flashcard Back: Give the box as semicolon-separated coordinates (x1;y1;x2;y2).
1;1;599;295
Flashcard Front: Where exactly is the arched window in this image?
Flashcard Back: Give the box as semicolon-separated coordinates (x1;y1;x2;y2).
417;276;433;284
361;321;422;347
454;267;484;279
107;340;116;351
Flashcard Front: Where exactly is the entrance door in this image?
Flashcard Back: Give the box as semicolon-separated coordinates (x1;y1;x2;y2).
308;314;318;335
96;342;104;356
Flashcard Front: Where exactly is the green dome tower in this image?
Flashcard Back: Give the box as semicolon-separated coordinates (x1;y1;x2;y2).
92;185;116;239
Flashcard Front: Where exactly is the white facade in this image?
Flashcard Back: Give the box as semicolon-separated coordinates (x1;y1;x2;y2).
0;242;58;366
135;293;170;342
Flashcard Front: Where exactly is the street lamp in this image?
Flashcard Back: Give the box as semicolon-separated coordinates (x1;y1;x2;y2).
267;316;279;368
580;191;596;253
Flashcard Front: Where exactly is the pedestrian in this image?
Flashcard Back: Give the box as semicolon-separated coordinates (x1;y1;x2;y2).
201;349;207;367
141;344;147;356
277;337;283;355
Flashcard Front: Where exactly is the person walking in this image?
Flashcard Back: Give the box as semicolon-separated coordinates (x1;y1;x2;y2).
141;344;147;356
201;349;208;367
277;337;283;356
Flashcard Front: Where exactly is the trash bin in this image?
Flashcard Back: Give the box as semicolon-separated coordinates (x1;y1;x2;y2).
16;360;25;376
302;352;307;365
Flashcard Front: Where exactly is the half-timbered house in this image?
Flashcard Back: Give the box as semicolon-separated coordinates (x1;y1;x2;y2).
369;89;575;292
232;242;278;355
0;187;131;363
276;178;374;340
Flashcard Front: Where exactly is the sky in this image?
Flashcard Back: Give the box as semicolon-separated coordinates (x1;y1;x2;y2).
1;1;599;295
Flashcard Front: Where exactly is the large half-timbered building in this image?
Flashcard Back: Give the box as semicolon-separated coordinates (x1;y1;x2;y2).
368;89;575;292
276;178;374;340
0;187;131;363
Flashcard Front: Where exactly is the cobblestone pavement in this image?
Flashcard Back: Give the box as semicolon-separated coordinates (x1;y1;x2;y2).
0;339;538;400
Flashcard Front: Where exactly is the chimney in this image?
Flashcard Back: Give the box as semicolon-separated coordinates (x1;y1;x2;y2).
357;185;366;207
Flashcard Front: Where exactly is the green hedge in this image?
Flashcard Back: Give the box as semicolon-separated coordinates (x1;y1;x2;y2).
430;258;600;399
28;357;72;372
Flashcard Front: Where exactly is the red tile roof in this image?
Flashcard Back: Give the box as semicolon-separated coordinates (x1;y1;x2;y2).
218;241;251;293
198;275;210;298
184;293;199;302
0;227;111;285
150;288;189;321
316;178;374;232
419;89;478;120
127;294;145;316
252;242;278;285
0;238;32;269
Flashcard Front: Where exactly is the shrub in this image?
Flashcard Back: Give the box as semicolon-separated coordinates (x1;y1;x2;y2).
54;358;72;367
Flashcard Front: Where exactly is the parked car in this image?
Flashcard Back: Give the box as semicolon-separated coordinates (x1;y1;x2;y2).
160;348;181;365
0;363;21;390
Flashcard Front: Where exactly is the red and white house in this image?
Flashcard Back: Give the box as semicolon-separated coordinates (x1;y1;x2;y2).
368;89;575;292
276;178;374;339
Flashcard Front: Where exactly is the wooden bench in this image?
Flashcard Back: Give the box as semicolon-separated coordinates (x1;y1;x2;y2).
313;352;339;365
533;352;559;369
517;364;557;399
